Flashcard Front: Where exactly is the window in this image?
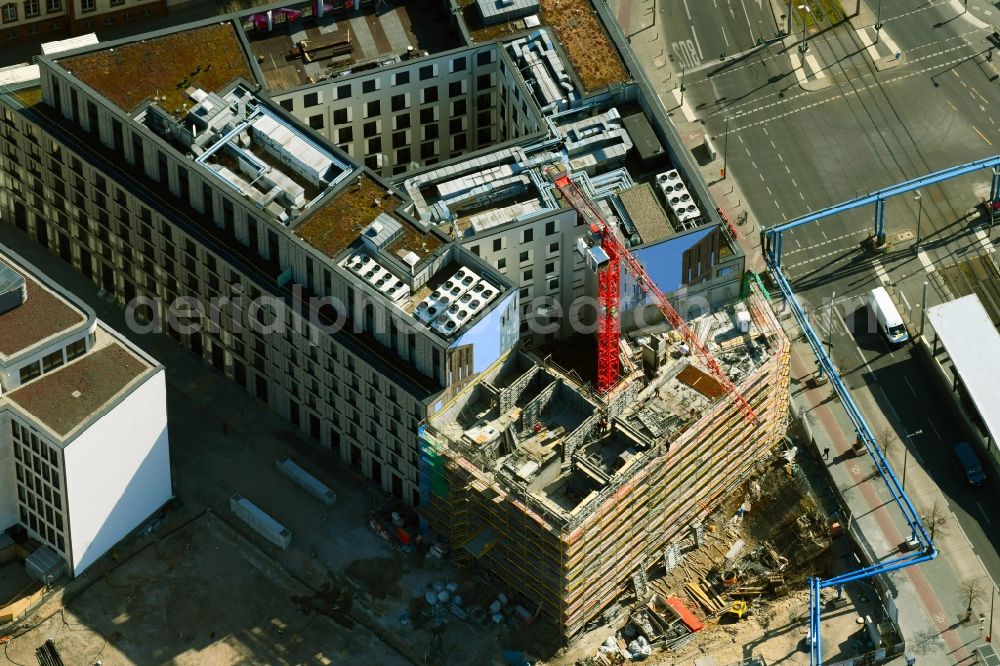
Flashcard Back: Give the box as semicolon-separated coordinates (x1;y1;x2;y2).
391;93;406;112
46;0;59;10
2;3;17;22
303;92;320;107
396;147;411;163
545;261;554;274
308;114;324;129
24;0;38;17
19;362;41;384
336;84;351;100
449;81;463;98
333;108;348;124
477;74;491;90
497;258;506;270
365;100;380;118
545;220;557;236
522;229;533;243
420;141;435;159
449;118;464;135
451;56;466;72
453;133;467;150
423;124;438;140
420;107;435;124
338;126;353;143
392;130;406;148
469;245;479;256
519;251;529;263
110;0;123;5
41;349;63;372
367;137;382;154
393;71;409;85
477;51;492;66
522;269;533;281
548;241;559;253
278;98;293;111
492;238;502;252
422;86;438;104
362;79;376;93
419;64;434;80
363;121;377;138
452;99;467;116
394;113;410;130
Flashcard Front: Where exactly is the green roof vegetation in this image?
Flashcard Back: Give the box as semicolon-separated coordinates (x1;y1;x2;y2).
60;23;256;114
539;0;628;92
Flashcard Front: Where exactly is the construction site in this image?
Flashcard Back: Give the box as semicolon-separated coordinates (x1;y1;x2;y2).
418;283;792;643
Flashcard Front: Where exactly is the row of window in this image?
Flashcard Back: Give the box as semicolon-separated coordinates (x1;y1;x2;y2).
11;419;66;555
17;336;88;384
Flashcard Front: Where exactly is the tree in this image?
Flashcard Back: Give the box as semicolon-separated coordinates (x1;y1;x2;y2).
960;578;984;622
923;501;949;542
877;427;897;458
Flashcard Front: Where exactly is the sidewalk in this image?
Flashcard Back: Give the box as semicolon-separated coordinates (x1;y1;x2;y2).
609;1;997;663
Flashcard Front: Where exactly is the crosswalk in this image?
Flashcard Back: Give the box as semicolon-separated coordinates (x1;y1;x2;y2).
789;49;828;86
854;24;902;65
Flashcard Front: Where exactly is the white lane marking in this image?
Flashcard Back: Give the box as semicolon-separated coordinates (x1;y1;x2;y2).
682;0;692;20
900;291;911;312
879;28;901;61
979;502;992;525
799;192;806;200
878;386;901;422
917;249;936;273
821;230;828;240
874;262;891;285
791;178;798;187
794;237;801;248
691;25;704;60
762;126;769;136
721;24;731;48
670;88;698;122
904;376;917;397
769;139;776;149
778;153;784;162
838;310;876;377
804;53;827;80
928;418;940;439
975;228;995;253
766;186;773;195
790;51;810;86
738;0;755;42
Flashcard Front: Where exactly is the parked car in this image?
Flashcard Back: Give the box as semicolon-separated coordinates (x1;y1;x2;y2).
953;441;987;487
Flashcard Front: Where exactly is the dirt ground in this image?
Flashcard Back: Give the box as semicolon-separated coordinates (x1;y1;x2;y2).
1;511;407;666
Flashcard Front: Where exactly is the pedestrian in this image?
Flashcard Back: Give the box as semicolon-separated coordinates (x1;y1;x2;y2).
822;447;830;460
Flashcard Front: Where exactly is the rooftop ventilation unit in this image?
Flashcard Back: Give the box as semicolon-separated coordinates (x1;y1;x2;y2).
0;263;26;316
415;267;499;335
656;169;702;224
345;252;410;303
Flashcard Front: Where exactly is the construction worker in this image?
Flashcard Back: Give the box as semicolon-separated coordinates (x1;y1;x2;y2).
822;447;830;460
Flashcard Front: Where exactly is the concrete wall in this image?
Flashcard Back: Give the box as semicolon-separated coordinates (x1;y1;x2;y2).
62;369;171;575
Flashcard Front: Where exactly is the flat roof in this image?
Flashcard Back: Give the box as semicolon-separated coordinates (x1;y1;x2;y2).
6;342;151;440
619;183;673;244
0;265;87;359
295;176;442;261
59;23;255;114
927;294;1000;446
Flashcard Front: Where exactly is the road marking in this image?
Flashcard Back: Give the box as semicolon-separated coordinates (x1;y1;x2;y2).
790;51;810;87
979;502;992;525
794;237;801;248
879;27;901;61
799;192;806;200
927;418;940;439
759;173;765;181
971;87;989;105
681;0;691;19
791;178;798;187
878;386;901;422
778;153;784;162
904;376;917;397
821;231;828;240
751;160;758;168
917;249;936;273
947;100;958;112
900;291;911;312
738;0;755;42
767;186;773;195
839;314;875;378
804;53;827;80
973;125;993;146
874;262;891;285
762;126;768;136
975;227;995;253
691;26;704;60
720;24;730;48
785;165;792;174
855;25;884;63
769;139;776;149
670;88;698;122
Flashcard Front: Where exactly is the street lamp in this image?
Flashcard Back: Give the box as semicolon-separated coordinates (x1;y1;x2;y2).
874;0;883;44
827;291;836;356
902;429;923;491
914;190;923;253
798;5;810;53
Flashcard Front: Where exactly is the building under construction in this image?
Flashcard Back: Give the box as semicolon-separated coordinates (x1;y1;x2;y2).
418;287;790;638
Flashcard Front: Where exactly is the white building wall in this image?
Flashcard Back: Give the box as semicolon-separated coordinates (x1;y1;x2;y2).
0;411;17;531
62;369;171;575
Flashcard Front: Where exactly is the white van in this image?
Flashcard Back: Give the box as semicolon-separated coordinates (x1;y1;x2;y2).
867;287;909;345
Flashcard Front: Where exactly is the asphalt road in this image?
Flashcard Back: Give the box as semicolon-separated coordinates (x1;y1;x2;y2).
660;0;1000;584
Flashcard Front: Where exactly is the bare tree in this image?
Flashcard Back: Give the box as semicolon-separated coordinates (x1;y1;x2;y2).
877;427;896;458
923;501;949;542
960;578;984;622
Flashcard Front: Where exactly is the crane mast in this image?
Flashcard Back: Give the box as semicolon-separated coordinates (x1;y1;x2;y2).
550;172;758;422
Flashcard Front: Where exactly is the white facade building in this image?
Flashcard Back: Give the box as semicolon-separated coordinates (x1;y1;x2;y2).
0;247;171;578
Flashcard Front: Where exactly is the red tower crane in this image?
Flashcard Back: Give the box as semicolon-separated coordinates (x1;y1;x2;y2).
550;171;757;423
